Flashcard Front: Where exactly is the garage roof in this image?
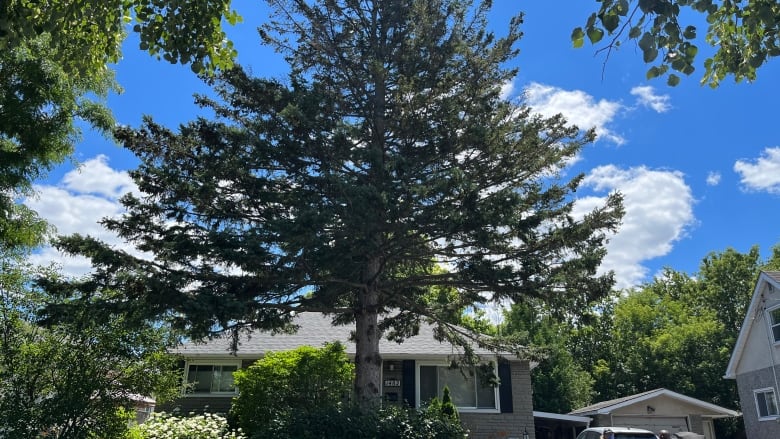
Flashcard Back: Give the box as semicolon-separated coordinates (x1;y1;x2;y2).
569;388;739;418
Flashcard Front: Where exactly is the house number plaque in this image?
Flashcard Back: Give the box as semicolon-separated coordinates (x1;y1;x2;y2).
384;379;401;387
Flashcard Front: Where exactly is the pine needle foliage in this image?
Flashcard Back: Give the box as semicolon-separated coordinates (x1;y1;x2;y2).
48;0;623;408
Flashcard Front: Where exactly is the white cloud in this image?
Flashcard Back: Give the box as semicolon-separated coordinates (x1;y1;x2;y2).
500;80;515;101
524;82;625;145
734;147;780;194
574;165;695;289
630;85;671;113
24;156;142;277
706;171;721;186
63;154;140;199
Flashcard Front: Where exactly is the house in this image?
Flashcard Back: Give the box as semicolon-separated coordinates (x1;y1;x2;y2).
725;270;780;439
165;312;536;439
569;388;739;439
129;394;156;423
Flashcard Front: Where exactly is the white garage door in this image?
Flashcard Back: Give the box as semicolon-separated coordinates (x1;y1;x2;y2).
613;416;689;434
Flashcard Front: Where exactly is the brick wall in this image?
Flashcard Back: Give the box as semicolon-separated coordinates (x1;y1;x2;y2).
460;360;535;439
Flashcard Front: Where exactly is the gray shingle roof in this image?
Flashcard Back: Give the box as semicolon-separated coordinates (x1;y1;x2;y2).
763;271;780;283
175;312;499;359
569;389;660;415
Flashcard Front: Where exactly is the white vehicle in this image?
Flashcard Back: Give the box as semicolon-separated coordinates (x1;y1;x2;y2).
576;426;659;439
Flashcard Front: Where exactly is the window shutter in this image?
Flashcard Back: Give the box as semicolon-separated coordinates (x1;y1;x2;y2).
402;360;416;408
498;359;513;413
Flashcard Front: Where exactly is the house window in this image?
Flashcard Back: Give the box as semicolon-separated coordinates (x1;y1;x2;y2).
185;362;239;395
754;387;779;419
417;363;498;412
769;307;780;343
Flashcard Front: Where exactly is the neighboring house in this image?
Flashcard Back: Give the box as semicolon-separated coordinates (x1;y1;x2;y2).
569;388;738;439
129;394;156;424
165;312;536;439
725;271;780;439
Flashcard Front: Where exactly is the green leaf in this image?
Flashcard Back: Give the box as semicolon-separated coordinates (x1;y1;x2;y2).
667;73;681;86
602;13;620;33
643;47;658;63
638;32;654;51
683;26;697;39
571;27;585;48
664;22;678;38
616;0;630;16
225;10;243;26
749;54;765;68
629;26;642;39
587;27;605;44
586;13;597;29
638;0;655;13
646;66;662;79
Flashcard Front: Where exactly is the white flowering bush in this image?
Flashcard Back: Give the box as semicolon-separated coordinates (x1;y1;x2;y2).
130;412;246;439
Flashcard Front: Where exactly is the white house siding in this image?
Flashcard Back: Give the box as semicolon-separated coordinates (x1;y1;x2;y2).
734;284;780;375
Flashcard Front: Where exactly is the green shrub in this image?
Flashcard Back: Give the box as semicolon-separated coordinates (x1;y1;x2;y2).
230;342;465;438
256;404;467;439
230;342;354;435
129;412;245;439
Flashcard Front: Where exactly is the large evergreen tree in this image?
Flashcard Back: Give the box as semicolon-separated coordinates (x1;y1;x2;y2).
50;0;623;408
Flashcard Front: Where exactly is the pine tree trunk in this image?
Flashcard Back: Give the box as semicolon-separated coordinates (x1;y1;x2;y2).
354;257;383;409
352;3;386;411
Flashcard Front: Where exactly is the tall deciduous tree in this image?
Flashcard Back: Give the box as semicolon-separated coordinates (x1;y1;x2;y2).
0;37;114;248
1;248;180;438
503;300;595;413
574;0;780;87
50;0;623;408
572;246;780;438
0;0;240;248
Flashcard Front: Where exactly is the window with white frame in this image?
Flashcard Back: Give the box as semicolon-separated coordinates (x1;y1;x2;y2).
417;363;498;411
769;307;780;343
184;361;240;395
754;387;779;419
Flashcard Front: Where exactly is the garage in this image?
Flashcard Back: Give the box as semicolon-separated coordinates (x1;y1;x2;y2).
568;388;739;439
613;415;689;434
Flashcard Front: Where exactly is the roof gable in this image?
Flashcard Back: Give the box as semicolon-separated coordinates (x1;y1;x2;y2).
569;388;739;418
724;271;780;379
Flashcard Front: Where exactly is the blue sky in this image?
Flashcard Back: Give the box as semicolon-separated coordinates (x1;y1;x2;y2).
26;1;780;291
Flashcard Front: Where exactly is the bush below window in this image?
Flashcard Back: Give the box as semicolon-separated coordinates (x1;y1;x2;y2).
230;342;354;435
248;403;467;439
